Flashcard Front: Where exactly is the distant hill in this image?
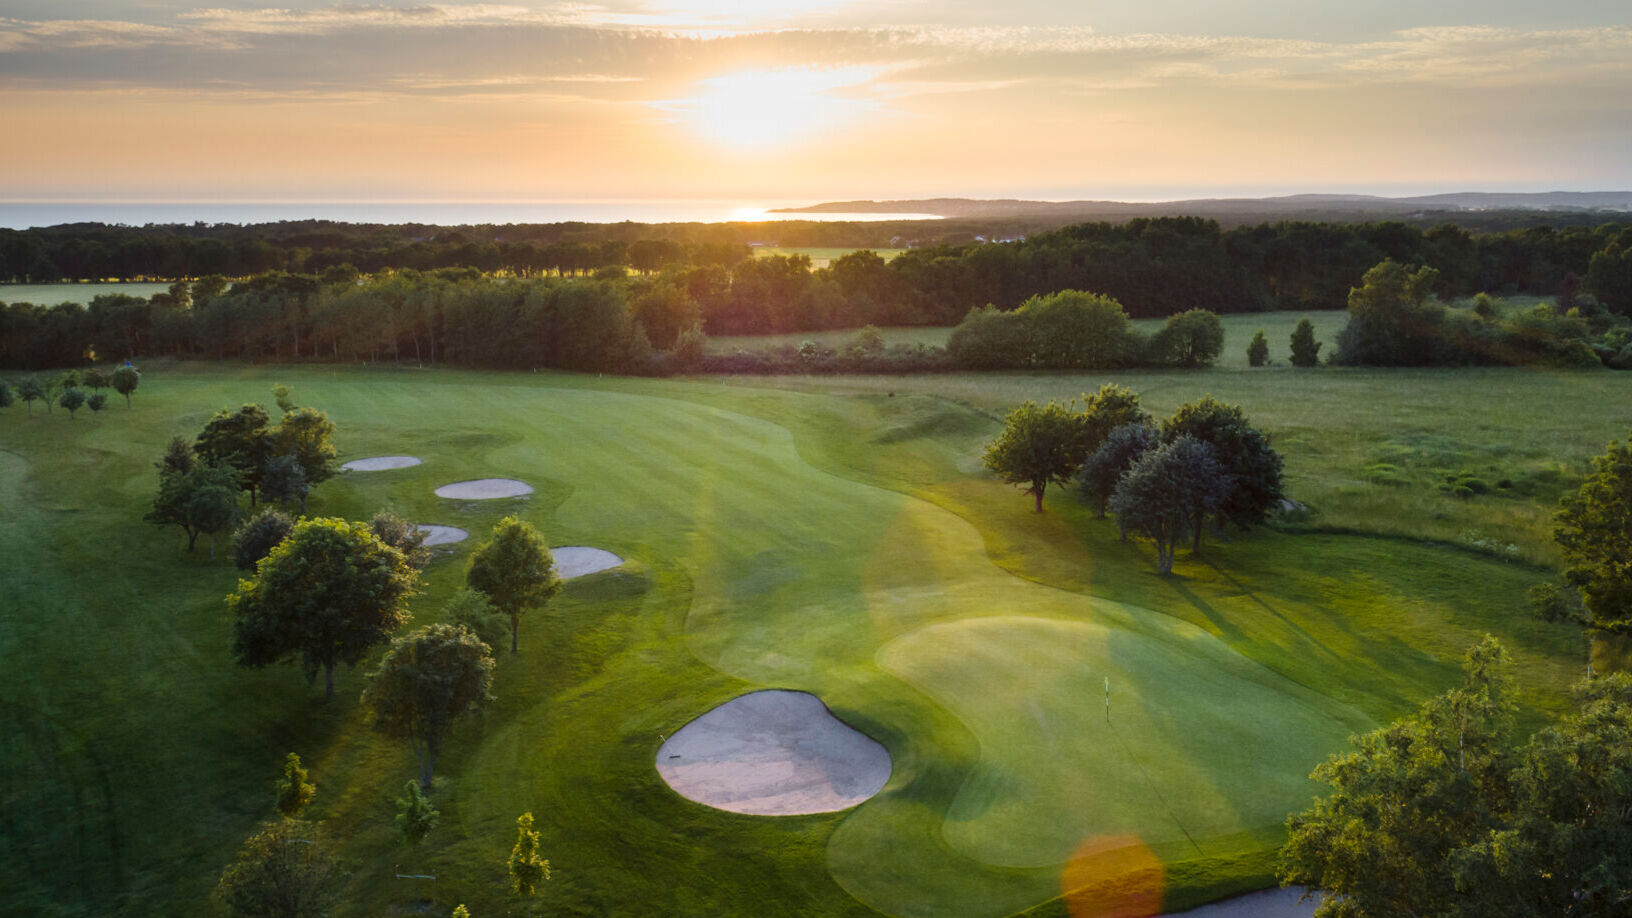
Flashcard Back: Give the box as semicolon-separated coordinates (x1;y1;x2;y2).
773;192;1632;221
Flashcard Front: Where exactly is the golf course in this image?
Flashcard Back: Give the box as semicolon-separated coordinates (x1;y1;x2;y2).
0;357;1616;917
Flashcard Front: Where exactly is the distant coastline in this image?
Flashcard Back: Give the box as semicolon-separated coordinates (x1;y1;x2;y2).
772;192;1632;220
0;200;944;230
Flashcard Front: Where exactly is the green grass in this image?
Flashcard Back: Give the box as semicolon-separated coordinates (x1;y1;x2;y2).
751;247;907;268
0;361;1603;917
707;325;952;354
0;282;175;305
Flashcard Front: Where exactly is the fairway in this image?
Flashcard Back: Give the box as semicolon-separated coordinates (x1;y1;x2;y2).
0;362;1594;917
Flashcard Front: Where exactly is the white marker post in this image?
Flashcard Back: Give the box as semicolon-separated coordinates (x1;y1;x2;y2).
1104;676;1110;721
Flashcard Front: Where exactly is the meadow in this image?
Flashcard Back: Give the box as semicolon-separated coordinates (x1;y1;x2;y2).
749;246;908;268
0;356;1617;917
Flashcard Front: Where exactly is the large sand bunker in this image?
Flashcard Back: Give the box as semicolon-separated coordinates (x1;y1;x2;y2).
656;690;891;815
434;478;533;499
416;525;468;546
553;546;623;578
343;456;421;471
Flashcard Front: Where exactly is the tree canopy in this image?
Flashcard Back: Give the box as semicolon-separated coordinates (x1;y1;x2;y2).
362;623;495;788
1162;395;1284;533
1554;432;1632;633
1109;436;1231;572
466;517;560;653
145;460;243;556
1281;636;1632;917
982;399;1088;512
1078;422;1159;522
229;517;418;697
214;820;343;918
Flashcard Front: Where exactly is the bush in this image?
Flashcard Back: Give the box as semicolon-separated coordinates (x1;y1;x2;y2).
1149;309;1224;368
1246;329;1269;367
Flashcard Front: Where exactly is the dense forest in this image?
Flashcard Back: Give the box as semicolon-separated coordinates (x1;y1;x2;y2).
4;217;1631;372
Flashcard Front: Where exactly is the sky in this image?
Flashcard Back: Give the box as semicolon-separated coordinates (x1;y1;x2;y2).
2;1;1630;204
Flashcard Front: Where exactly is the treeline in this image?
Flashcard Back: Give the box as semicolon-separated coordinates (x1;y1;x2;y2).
0;220;887;283
7;218;1632;335
1333;261;1632;369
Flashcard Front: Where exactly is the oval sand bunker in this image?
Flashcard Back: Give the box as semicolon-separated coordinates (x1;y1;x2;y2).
657;690;891;815
553;546;623;578
343;456;422;471
434;478;533;499
416;525;468;546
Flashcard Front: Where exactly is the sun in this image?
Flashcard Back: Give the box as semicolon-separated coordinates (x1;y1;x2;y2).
676;67;878;150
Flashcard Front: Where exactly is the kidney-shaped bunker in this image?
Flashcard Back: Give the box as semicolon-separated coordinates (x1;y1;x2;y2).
553;546;622;578
656;690;891;815
434;478;532;499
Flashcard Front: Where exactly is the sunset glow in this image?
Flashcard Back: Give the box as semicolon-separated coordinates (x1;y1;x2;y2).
0;3;1627;203
674;68;881;150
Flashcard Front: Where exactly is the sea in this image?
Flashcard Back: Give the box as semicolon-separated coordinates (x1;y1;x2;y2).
0;200;942;230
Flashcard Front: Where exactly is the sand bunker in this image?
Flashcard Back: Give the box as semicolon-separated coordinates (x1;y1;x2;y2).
416;525;468;546
553;546;623;578
434;478;533;499
656;690;891;815
343;456;422;471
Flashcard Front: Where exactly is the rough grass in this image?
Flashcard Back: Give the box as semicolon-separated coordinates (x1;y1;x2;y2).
0;361;1600;918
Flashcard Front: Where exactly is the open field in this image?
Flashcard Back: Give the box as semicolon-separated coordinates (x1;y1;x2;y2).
705;311;1350;366
0;282;176;305
750;247;908;268
0;360;1610;917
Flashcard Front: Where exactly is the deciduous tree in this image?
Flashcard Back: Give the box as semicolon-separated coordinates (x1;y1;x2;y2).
1280;636;1515;918
234;508;295;572
273;408;338;487
229;518;418;698
214;820;343;918
1078;422;1159;523
261;456;310;513
197;404;273;504
982;399;1088;512
111;364;139;408
58;386;85;418
1109;436;1231;572
17;377;43;416
466;517;560;653
1079;383;1150;459
1150;308;1224;367
363;623;494;788
87;392;107;415
370;509;431;569
1555;432;1632;633
145;461;243;556
1162;395;1284;537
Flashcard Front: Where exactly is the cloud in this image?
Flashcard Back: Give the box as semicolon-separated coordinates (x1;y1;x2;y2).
0;9;1628;108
